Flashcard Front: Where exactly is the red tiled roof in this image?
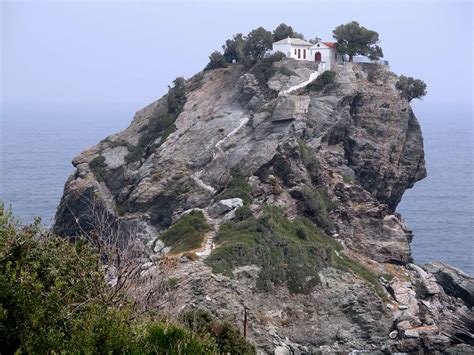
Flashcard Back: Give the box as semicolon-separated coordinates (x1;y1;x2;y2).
322;42;335;48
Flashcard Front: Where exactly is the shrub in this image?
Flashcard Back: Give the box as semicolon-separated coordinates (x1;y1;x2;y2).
88;155;107;182
218;169;252;204
160;210;211;254
206;206;339;294
205;51;228;71
0;204;256;353
167;77;187;117
234;205;253;221
306;70;337;92
125;106;177;163
300;186;334;233
395;75;427;102
298;139;321;184
181;309;255;354
249;52;286;90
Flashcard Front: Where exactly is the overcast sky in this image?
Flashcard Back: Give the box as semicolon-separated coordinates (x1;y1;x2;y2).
1;0;472;114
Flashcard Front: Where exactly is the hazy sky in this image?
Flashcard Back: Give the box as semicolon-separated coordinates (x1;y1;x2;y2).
1;0;473;114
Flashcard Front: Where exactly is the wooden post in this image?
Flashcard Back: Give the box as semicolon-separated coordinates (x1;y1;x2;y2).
243;307;248;338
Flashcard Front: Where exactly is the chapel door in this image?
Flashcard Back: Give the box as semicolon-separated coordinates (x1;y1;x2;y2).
315;52;322;62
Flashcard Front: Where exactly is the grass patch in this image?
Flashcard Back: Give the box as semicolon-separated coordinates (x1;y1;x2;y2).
160;210;211;254
206;206;340;294
88;155;107;182
217;169;252;204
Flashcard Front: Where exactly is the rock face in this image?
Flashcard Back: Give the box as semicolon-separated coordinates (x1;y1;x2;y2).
54;59;473;352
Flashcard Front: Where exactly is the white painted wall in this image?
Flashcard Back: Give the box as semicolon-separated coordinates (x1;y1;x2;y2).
272;43;311;60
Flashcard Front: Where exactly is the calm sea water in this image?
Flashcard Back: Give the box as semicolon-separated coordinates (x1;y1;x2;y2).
1;104;472;274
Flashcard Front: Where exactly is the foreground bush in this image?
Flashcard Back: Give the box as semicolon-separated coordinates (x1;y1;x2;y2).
0;204;251;354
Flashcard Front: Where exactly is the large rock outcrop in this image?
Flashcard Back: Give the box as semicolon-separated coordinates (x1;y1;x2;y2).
54;59;473;353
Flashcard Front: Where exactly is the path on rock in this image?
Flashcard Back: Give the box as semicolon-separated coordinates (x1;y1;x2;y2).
280;69;320;96
191;115;249;194
196;209;220;259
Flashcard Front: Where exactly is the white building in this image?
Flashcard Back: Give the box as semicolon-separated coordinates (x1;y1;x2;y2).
272;37;341;69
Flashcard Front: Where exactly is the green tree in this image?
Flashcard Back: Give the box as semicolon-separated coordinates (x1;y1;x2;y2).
167;77;187;117
395;75;427;101
332;21;383;62
244;27;274;63
223;33;246;63
272;23;304;41
204;51;228;71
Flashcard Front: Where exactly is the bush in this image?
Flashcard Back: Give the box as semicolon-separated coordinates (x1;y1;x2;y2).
300;186;334;233
181;309;255;354
234;205;253;221
395;75;427;102
204;51;228;71
298;139;321;184
249;52;286;92
0;204;255;353
306;70;337;92
88;155;107;182
218;169;252;204
160;210;211;254
167;77;187;117
125;103;177;163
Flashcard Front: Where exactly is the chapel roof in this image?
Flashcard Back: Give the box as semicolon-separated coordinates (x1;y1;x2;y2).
273;37;313;46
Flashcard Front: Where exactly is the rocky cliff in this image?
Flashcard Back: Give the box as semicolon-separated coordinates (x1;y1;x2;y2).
54;59;473;353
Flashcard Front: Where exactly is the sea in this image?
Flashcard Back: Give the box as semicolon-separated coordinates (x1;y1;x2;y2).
1;104;472;274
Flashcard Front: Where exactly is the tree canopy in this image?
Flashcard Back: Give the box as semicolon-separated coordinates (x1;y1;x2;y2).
222;33;246;64
332;21;383;61
273;23;304;42
396;75;427;101
243;27;274;63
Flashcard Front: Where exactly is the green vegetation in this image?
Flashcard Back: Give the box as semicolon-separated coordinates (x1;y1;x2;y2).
249;52;286;90
332;21;383;61
396;75;427;102
205;51;228;71
206;206;339;294
234;205;253;221
217;169;252;204
272;23;304;42
334;252;387;300
206;204;388;298
243;27;274;63
300;186;334;234
160;210;211;254
305;70;338;93
181;309;256;354
88;155;107;182
125;77;185;163
298;139;321;184
0;204;252;353
167;77;187;117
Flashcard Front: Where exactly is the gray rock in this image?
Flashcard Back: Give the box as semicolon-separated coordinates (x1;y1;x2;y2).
423;261;474;307
209;198;243;216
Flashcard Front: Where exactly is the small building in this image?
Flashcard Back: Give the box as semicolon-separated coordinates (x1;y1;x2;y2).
272;37;342;70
